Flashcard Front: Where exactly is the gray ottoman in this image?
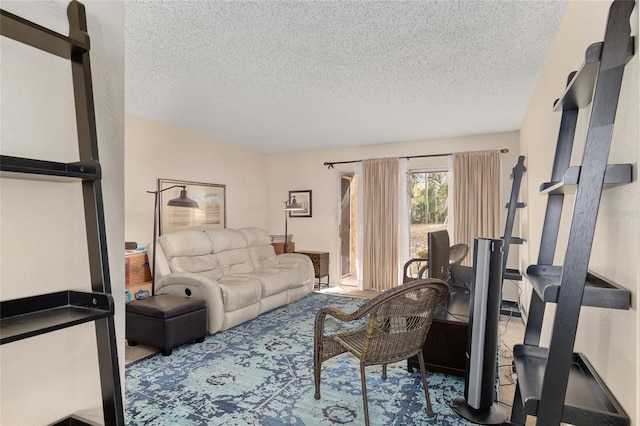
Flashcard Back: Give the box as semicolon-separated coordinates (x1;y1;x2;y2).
126;294;207;356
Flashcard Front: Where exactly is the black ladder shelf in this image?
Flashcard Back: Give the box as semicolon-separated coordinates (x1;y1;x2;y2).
0;2;124;425
509;1;634;425
500;156;526;316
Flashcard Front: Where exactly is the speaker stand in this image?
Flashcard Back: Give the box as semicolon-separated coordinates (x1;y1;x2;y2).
451;396;507;425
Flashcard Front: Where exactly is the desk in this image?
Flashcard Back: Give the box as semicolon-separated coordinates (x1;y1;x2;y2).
407;285;470;376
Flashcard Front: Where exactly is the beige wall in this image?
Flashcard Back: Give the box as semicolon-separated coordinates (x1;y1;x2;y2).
266;131;521;290
0;1;125;424
519;0;638;422
124;114;269;246
125;115;521;296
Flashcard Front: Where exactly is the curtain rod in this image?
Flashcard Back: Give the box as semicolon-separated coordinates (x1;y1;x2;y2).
323;148;509;169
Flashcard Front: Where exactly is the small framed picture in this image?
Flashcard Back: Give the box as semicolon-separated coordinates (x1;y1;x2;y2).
288;190;312;217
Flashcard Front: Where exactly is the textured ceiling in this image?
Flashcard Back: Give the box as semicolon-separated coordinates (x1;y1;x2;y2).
125;0;567;153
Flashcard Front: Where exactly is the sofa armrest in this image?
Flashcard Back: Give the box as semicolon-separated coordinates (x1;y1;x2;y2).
277;253;313;265
155;272;224;333
276;253;315;292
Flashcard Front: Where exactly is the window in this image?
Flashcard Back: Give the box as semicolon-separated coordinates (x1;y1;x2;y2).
409;170;448;258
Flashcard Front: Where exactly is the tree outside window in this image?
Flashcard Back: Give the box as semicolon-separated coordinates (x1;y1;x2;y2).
409;171;448;258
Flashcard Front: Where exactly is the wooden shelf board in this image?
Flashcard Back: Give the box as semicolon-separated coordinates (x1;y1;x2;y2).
540;164;631;195
509;237;524;245
513;344;629;425
504;268;522;281
554;37;634;111
0;155;100;181
0;9;89;59
505;202;526;209
525;265;630;310
0;291;113;345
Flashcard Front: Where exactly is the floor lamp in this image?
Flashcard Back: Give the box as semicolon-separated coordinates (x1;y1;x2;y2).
283;196;304;253
147;185;198;294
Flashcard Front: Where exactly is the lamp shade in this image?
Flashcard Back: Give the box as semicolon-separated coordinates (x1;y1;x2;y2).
168;188;198;208
285;196;304;211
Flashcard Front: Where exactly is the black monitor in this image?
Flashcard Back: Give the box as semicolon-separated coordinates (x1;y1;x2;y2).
428;230;450;281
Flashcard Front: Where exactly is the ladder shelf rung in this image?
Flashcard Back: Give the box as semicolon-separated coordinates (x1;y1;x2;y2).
0;291;113;345
507;237;524;245
554;37;634;111
0;155;100;181
540;164;631;195
505;202;526;209
513;344;629;425
0;9;89;59
502;236;524;245
525;265;630;309
504;268;522;281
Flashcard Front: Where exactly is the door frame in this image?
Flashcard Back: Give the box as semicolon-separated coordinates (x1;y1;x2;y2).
339;173;355;283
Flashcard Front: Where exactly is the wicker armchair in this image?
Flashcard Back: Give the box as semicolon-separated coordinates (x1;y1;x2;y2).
449;243;469;265
402;257;429;283
402;243;469;283
313;279;449;425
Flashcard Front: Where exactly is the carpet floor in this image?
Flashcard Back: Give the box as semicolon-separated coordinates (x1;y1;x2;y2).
126;292;476;425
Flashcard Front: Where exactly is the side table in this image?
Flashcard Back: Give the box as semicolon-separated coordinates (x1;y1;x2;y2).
296;251;329;289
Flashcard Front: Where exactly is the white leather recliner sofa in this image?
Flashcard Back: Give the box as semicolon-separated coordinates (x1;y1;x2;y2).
152;227;315;334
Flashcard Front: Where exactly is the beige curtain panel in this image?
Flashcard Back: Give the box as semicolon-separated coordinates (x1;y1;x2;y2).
362;157;399;291
453;151;500;266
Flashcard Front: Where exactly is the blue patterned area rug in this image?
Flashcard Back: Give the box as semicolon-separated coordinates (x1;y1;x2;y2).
126;292;473;425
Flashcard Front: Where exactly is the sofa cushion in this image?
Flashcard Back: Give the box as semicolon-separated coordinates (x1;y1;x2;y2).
160;230;213;259
248;245;279;269
169;254;224;281
240;227;272;246
207;229;247;252
205;229;254;275
240;228;279;269
216;249;254;274
218;276;262;312
243;268;293;297
159;230;224;279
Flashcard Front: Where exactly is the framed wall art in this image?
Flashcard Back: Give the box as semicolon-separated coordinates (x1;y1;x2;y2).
288;190;312;217
158;179;226;235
